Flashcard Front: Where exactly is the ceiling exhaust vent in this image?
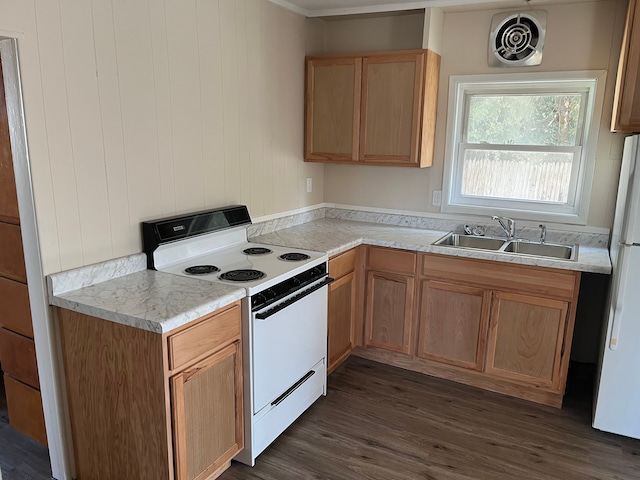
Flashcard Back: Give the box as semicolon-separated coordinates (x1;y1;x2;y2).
489;11;546;67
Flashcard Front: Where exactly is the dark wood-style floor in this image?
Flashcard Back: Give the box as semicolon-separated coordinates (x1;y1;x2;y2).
0;378;52;480
2;357;639;479
220;357;640;480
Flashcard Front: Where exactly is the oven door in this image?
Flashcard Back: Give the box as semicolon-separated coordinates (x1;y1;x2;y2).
251;278;330;414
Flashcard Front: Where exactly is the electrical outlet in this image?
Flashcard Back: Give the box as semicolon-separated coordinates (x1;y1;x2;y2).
432;190;442;207
306;177;313;193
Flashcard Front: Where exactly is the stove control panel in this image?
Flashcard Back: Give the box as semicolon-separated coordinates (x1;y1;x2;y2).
251;263;327;311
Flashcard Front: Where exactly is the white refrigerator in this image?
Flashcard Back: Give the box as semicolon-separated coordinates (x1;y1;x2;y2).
593;135;640;439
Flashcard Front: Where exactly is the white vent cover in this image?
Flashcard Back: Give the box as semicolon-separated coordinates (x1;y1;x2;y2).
489;11;546;67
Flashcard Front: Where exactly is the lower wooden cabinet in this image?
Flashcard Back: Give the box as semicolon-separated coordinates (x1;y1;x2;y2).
417;280;490;371
172;342;243;480
355;250;581;408
328;271;356;373
415;254;579;406
485;292;569;389
363;246;416;355
327;248;360;373
58;302;243;480
364;271;415;355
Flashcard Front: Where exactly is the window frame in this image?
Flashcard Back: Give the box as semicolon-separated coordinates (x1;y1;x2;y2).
441;71;607;225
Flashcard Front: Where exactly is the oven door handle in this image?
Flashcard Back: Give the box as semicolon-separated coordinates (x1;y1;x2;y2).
255;276;334;320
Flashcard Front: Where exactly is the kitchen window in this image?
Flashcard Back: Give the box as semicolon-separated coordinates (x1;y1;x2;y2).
442;71;606;224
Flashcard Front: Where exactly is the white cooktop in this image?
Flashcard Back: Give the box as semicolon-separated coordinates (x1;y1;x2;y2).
158;240;327;295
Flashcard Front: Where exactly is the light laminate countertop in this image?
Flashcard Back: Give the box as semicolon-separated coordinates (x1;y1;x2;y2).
49;269;245;334
48;218;611;334
251;218;611;274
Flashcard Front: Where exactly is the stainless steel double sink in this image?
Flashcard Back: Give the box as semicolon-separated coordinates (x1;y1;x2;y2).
432;233;578;261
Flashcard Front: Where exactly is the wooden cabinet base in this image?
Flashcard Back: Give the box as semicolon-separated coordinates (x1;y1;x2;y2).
171;342;243;480
327;248;360;374
3;375;47;445
328;272;356;374
411;253;580;408
352;347;564;408
58;303;242;480
59;310;171;480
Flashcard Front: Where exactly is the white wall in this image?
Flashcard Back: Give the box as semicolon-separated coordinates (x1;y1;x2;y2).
321;0;628;229
0;0;323;275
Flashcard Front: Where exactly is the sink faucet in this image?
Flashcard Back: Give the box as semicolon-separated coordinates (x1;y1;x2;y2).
539;224;547;244
491;216;516;240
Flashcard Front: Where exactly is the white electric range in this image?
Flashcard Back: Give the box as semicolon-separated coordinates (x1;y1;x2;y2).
142;205;330;466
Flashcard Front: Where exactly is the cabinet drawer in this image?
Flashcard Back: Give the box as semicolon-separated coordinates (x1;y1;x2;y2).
0;328;39;388
329;248;356;279
168;303;241;371
420;253;578;301
0;276;33;337
367;246;416;275
0;222;26;282
4;375;47;445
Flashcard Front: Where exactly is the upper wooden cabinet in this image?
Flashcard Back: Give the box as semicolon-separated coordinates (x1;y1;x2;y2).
612;0;640;132
305;57;361;162
305;49;440;167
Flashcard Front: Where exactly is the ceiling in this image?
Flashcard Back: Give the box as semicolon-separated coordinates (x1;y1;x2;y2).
267;0;581;17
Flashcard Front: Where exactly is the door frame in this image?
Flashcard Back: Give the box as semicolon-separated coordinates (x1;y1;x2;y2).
0;37;72;480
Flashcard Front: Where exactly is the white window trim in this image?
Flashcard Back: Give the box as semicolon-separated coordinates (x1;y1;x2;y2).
441;70;607;225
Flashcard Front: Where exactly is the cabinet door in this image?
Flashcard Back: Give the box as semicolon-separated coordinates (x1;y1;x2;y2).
365;270;414;354
328;271;356;373
612;0;640;132
360;52;424;165
305;56;362;162
485;292;569;389
417;280;491;370
172;342;243;480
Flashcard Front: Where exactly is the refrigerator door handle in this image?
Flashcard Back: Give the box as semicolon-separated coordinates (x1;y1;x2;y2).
609;251;630;351
609;306;622;350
